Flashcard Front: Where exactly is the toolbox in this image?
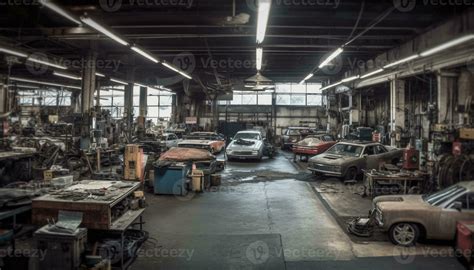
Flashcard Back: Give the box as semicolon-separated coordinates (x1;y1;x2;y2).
154;163;191;196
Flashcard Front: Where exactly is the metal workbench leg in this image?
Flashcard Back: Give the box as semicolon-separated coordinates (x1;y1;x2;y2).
121;231;124;270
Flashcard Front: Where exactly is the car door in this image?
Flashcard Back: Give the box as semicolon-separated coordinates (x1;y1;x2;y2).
363;145;380;170
437;193;474;239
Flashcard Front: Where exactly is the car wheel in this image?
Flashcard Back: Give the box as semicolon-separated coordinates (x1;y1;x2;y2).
389;223;420;246
344;167;358;181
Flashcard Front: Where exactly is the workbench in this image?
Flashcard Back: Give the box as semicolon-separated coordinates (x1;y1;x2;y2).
364;170;428;197
32;180;141;230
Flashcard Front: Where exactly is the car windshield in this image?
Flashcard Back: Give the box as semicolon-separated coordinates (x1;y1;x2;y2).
186;133;217;140
423;185;466;206
234;133;260;140
325;144;363;157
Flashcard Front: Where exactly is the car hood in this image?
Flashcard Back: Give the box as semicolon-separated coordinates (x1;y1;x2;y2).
179;140;212;146
374;195;430;211
228;139;262;150
309;153;358;165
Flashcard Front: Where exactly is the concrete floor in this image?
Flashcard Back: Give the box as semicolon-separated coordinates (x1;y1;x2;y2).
131;151;466;269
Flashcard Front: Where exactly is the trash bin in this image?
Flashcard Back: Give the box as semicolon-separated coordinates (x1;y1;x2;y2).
192;170;205;192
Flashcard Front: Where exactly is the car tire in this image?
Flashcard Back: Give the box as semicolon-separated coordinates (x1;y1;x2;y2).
344;167;358;181
391;158;400;165
389;223;420;246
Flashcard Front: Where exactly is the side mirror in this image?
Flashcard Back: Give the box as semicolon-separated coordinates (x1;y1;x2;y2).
230;137;233;141
452;201;463;211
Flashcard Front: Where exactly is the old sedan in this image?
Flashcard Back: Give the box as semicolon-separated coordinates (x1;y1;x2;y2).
178;132;226;154
292;134;336;159
308;141;403;180
373;181;474;246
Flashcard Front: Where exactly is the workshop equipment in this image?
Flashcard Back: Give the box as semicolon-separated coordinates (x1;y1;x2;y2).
153;163;191;196
35;225;87;270
456;221;474;263
403;146;420;170
124;144;144;181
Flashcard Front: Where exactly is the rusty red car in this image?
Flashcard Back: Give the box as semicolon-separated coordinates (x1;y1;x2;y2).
292;134;336;160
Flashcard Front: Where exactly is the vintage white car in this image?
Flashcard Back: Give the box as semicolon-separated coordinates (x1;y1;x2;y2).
226;130;274;161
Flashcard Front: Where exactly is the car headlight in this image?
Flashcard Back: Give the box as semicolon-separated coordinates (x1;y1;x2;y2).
252;150;258;155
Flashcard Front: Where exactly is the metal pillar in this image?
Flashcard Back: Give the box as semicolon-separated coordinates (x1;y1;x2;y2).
390;78;405;147
80;52;97;149
436;71;458;127
136;86;147;138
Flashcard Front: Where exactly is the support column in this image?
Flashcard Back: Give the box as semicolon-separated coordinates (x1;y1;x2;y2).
436;71;458;127
80;51;97;149
171;94;177;124
390;78;405;147
136;86;147;138
124;82;134;139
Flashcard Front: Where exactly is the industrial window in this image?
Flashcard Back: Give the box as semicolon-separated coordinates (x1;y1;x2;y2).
17;89;72;107
275;83;322;106
97;86;173;122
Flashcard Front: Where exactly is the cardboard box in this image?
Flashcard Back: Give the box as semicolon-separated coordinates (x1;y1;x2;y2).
460;128;474;140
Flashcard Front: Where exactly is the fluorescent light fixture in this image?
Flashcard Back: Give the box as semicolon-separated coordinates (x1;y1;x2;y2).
9;76;81;89
341;75;360;83
304;73;314;81
0;46;27;58
95;72;105;77
383;54;419;69
256;0;271;44
320;81;342;91
110;78;129;85
360;68;384;79
131;46;159;63
53;71;81;80
420;34;474;57
299;73;314;85
244;84;255;88
256;47;263;71
80;16;129;46
39;0;82;25
27;55;67;70
8;84;39;89
318;47;343;69
162;62;192;79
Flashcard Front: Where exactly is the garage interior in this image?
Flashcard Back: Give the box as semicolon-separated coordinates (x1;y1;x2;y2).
0;0;473;269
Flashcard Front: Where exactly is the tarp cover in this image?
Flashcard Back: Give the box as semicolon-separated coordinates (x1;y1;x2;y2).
159;147;215;162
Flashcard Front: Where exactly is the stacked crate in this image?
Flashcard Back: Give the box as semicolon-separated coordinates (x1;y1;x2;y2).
124;144;144;181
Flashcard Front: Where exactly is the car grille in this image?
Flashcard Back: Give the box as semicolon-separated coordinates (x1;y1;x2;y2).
233;151;254;155
310;163;339;172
